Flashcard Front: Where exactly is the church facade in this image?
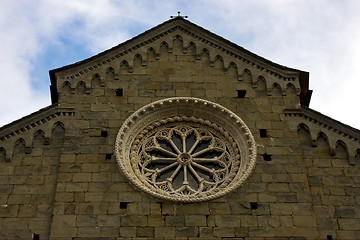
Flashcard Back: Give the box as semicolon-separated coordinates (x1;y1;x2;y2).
1;17;359;240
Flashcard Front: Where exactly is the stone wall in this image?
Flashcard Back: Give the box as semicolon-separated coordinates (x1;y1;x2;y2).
1;24;359;240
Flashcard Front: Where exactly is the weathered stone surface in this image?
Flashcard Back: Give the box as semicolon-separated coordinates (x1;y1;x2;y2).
0;17;359;240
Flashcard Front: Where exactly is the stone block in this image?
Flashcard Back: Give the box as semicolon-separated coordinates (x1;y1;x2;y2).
185;215;207;227
136;227;154;237
292;215;315;227
166;215;185;227
147;215;165;227
121;215;147;227
175;226;198;237
215;215;239;227
209;202;231;214
154;226;175;238
213;227;235;237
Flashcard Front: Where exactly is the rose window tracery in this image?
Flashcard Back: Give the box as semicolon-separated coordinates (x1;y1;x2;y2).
137;125;236;196
115;97;256;202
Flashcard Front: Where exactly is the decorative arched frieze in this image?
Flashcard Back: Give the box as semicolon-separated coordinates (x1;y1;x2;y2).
286;83;297;95
134;54;145;68
213;55;224;69
147;47;159;61
106;67;116;82
200;48;210;63
62;22;303;95
240;69;252;83
0;147;9;162
91;74;102;88
297;123;312;146
13;138;26;156
76;81;88;94
160;41;170;54
61;81;73;94
227;62;239;79
173;35;184;53
269;83;283;96
33;130;46;147
285;108;360;165
335;140;349;160
255;75;266;90
186;42;196;56
119;60;131;74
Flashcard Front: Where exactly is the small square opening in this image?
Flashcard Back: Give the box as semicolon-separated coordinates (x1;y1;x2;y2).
120;202;129;209
116;88;123;96
262;154;272;161
101;130;108;137
259;129;267;138
250;202;258;210
106;153;112;160
236;90;247;98
327;235;333;240
32;233;40;240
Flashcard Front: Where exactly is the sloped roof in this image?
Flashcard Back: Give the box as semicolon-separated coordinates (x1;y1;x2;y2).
49;17;311;106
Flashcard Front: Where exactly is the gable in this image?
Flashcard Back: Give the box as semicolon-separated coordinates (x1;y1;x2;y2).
50;17;310;106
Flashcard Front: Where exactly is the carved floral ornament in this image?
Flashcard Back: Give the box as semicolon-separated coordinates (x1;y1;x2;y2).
115;97;257;202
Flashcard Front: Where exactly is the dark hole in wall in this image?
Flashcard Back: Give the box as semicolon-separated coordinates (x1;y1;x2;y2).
259;129;267;138
116;88;123;96
262;154;272;161
106;154;112;160
32;233;40;240
120;202;129;209
327;235;332;240
101;131;108;137
236;90;247;98
250;202;258;209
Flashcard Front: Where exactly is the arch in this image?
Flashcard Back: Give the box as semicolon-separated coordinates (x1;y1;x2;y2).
187;42;196;56
76;81;87;94
33;130;45;147
270;83;282;96
0;147;7;162
316;132;331;154
13;138;26;156
51;122;65;146
61;81;72;94
106;67;115;81
173;35;183;53
335;140;349;159
297;123;312;146
286;83;297;95
256;75;267;90
133;54;143;68
201;48;210;63
147;47;157;61
356;149;360;162
120;60;130;74
91;74;101;87
242;69;252;83
160;41;169;54
214;55;224;69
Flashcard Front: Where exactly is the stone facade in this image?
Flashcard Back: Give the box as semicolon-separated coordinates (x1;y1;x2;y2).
0;17;360;240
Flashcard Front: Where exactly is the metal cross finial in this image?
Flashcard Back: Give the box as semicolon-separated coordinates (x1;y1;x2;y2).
170;11;188;19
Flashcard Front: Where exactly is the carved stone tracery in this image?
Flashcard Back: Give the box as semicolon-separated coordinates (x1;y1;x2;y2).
115;97;257;202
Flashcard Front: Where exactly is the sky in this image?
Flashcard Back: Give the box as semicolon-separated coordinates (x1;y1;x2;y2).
0;0;360;129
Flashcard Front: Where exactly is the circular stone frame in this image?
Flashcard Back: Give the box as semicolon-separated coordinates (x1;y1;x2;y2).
115;97;257;203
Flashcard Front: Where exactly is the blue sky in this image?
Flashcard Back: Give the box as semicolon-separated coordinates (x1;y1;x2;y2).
1;0;360;129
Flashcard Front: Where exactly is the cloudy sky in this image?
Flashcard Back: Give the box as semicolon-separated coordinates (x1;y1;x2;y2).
1;0;360;129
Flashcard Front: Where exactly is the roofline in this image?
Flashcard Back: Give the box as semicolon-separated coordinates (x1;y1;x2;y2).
49;17;311;106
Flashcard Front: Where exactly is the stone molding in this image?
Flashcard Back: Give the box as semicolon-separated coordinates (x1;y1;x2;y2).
115;97;257;202
285;107;360;164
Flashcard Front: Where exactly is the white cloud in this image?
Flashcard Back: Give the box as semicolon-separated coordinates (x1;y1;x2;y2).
0;0;359;130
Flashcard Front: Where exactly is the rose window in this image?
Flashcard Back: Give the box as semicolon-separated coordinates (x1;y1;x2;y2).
115;97;256;202
137;125;235;196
